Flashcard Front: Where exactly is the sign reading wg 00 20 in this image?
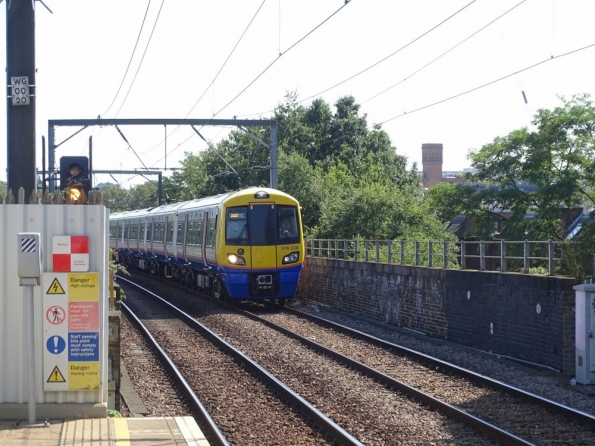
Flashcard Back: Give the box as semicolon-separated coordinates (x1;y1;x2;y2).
43;272;100;391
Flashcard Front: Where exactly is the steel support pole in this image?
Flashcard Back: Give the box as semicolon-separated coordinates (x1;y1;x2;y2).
26;286;36;424
7;1;36;198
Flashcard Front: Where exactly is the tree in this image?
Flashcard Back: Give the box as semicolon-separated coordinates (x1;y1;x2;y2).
98;184;130;213
166;93;452;242
459;94;595;242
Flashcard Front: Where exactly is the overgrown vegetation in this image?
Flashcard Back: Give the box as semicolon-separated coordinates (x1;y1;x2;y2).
96;93;595;278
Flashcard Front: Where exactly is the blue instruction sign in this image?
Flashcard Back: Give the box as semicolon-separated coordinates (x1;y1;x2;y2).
46;335;66;355
68;332;99;361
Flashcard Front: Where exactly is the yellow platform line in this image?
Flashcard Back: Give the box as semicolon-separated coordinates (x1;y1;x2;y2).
112;418;131;446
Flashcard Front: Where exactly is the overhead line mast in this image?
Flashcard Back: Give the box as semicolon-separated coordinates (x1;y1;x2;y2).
7;0;36;199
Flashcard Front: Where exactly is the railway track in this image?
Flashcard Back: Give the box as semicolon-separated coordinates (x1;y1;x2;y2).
120;278;358;445
118;272;595;445
118;278;506;445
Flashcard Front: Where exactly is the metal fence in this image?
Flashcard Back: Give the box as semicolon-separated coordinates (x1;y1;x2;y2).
305;239;566;276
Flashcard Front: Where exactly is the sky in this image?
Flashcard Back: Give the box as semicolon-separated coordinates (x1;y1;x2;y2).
1;0;594;188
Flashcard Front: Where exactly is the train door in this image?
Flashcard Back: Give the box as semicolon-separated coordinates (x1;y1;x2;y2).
149;219;155;255
205;208;217;264
181;214;189;263
174;215;186;263
115;221;122;250
134;219;140;253
201;212;209;267
124;221;130;252
140;219;147;254
249;203;277;270
165;216;174;259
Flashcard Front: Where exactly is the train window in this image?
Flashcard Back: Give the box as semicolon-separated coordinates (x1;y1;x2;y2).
123;222;129;241
130;223;138;240
196;219;203;248
188;219;202;247
207;219;216;248
249;204;276;246
226;207;248;245
278;206;300;244
154;222;164;243
192;220;199;246
177;221;184;245
166;220;174;244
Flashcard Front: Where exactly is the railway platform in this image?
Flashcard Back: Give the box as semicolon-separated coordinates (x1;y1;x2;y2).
0;416;209;445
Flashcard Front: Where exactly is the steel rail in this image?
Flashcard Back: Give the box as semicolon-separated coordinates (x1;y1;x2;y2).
236;306;534;446
285;305;595;427
118;276;364;446
120;300;230;446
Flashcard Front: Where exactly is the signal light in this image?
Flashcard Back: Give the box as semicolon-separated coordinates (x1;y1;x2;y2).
67;187;84;203
60;156;90;202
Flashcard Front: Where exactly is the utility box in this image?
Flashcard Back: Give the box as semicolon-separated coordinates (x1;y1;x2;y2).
573;283;595;385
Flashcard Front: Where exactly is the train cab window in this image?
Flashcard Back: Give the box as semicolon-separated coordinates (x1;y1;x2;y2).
249;204;277;246
278;206;300;244
226;207;248;245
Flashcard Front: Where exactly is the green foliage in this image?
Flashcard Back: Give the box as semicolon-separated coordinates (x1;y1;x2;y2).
460;94;595;242
107;409;123;418
0;180;7;199
103;92;453;242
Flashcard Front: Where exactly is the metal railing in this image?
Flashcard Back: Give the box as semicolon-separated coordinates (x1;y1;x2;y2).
305;239;565;276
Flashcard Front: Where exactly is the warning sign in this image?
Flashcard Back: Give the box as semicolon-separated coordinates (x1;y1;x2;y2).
68;274;99;301
46;305;66;325
53;236;89;272
47;366;66;383
47;278;65;295
68;362;100;390
43;272;101;392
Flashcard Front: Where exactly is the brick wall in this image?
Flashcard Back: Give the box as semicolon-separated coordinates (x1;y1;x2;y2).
298;257;578;373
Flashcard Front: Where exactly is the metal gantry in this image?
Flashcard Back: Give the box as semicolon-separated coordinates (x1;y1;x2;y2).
47;118;278;193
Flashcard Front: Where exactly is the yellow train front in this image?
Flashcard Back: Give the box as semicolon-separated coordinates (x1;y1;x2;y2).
214;188;304;302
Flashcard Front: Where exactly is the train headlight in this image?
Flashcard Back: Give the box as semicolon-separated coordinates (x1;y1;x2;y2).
282;251;299;264
227;253;246;265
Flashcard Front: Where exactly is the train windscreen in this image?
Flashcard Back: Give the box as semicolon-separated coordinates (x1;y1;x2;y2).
226;207;249;245
226;204;300;246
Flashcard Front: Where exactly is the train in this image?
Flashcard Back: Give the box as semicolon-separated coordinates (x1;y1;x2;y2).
109;187;305;304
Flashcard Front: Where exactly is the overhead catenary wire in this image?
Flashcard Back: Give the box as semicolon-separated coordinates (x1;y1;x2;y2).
283;42;595;159
212;0;353;118
191;126;238;175
138;0;267;158
298;0;477;106
374;43;595;125
361;0;526;106
115;125;150;171
100;0;152;118
110;0;166;120
136;0;350;173
235;0;477;118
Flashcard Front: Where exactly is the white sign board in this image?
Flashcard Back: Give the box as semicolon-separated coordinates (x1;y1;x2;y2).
11;76;29;106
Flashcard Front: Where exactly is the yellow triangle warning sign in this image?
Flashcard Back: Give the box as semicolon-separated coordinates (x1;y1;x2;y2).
46;278;65;295
47;366;66;383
